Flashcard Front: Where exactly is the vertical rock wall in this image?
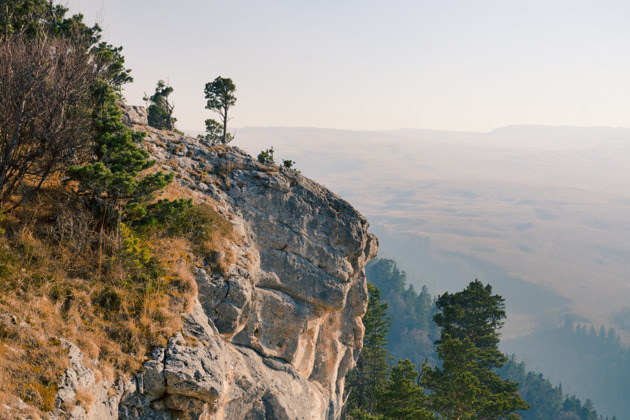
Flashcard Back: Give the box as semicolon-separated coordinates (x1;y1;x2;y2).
52;108;378;420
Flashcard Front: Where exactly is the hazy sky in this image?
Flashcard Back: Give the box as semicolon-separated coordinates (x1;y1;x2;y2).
66;0;630;132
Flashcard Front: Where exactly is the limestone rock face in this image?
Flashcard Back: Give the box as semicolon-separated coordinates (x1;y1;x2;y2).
121;105;148;126
53;106;377;420
51;340;126;420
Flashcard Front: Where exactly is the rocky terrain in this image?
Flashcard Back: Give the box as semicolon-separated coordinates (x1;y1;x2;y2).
46;106;377;419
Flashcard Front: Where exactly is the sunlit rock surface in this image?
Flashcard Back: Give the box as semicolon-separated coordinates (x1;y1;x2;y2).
51;106;377;420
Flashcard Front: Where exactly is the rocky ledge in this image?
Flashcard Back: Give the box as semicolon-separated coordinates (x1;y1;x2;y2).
51;107;377;420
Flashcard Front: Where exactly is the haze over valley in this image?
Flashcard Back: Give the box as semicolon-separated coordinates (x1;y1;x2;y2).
234;125;630;344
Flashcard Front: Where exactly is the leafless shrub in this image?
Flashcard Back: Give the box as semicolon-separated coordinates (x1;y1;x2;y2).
0;33;95;209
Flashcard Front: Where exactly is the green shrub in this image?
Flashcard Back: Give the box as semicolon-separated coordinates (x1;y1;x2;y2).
257;147;275;164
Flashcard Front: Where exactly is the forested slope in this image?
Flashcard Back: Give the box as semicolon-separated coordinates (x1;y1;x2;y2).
359;258;614;420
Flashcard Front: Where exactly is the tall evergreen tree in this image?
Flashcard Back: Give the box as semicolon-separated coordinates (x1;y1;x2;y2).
68;79;174;225
422;280;529;420
345;283;392;417
376;358;435;420
366;258;407;295
204;76;236;144
0;0;100;43
365;258;439;368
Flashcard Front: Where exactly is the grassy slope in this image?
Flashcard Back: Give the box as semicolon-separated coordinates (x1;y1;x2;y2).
0;178;234;416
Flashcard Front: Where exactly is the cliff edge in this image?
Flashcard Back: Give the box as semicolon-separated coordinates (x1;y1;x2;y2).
48;106;377;420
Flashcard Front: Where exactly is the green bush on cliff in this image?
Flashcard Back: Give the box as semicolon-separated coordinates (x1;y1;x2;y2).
144;79;177;131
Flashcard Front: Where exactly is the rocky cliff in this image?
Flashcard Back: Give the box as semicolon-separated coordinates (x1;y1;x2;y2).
49;106;377;419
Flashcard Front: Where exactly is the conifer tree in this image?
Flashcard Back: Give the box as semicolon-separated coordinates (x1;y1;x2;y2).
68;79;174;225
144;80;176;130
345;283;392;417
204;76;236;144
422;280;529;420
376;359;435;419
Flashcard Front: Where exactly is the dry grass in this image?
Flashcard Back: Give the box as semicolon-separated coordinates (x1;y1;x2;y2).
0;182;236;415
0;299;69;412
74;387;95;412
217;245;238;274
244;252;256;272
211;157;248;181
164;158;180;170
160;181;196;202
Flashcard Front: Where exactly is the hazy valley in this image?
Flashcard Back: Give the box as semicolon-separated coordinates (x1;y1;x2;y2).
233;126;630;342
230;125;630;417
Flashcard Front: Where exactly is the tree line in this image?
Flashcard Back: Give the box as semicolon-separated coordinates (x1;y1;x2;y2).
348;259;613;420
504;316;628;419
345;275;528;419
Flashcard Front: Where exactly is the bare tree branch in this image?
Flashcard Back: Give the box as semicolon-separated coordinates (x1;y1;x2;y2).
0;33;96;209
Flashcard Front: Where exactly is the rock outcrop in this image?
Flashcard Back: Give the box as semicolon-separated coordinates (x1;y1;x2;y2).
51;107;377;419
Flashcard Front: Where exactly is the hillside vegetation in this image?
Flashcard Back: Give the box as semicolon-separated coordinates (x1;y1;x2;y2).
0;183;234;414
0;2;236;415
354;258;616;420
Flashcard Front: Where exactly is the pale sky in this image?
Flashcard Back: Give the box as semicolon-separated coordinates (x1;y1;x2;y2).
66;0;630;132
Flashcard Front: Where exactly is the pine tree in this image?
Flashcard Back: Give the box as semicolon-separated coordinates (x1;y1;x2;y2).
376;359;435;419
68;79;173;225
345;283;392;417
416;285;434;330
204;76;236;144
144;80;176;131
422;280;529;420
366;258;407;295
